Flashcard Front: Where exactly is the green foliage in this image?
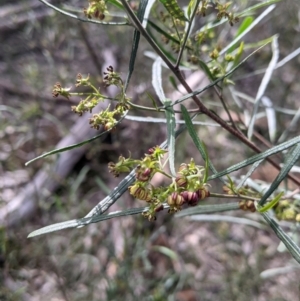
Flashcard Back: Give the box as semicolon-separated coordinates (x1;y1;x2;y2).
27;0;300;268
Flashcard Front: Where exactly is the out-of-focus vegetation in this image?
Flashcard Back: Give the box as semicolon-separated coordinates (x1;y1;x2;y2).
1;0;300;300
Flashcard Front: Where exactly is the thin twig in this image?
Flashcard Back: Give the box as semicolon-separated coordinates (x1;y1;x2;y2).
175;0;201;68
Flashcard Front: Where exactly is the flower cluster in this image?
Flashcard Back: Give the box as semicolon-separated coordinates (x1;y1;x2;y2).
215;1;239;26
103;66;124;88
274;200;300;222
84;0;107;20
108;150;210;221
52;83;71;99
52;67;129;131
239;200;256;212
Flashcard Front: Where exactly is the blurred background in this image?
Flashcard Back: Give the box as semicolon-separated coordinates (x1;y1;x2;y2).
1;0;300;300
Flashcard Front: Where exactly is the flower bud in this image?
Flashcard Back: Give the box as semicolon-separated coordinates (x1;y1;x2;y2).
129;185;152;202
167;192;185;207
175;175;187;188
136;168;152;182
181;191;199;206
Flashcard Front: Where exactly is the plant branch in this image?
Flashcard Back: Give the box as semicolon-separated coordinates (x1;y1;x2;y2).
38;0;129;26
120;1;300;186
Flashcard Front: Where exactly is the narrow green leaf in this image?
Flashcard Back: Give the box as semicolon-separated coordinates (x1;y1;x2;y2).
198;59;216;82
201;142;209;183
151;246;178;260
165;101;177;177
175;203;240;217
220;5;275;56
262;211;300;264
25;132;106;166
232;41;244;67
258;143;300;207
147;20;181;46
227;17;253;54
237;0;281;18
208;136;300;181
181;105;219;176
189;215;267;230
159;0;188;21
28;206;149;237
146;92;160;110
187;0;197;19
107;0;124;10
257;192;284;213
169;76;179;91
152;57;176;176
124;0;149;90
236;16;254;37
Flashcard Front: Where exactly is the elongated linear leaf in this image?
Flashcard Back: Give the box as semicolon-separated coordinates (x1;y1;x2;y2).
262;96;277;143
152;57;176;176
152;57;166;101
247;35;279;139
181;105;219;176
237;0;280;18
196;1;279;38
25;113;128;166
220;5;276;56
147;20;181;45
175;202;240;217
262;211;300;264
165;102;176;177
198;59;216;82
160;0;188;21
227;16;253;54
187;0;197;19
124;0;149;90
258;143;300;207
107;0;124;10
208;136;300;181
189;215;267;230
125;115;219;127
28;205;153;237
25;132;107;166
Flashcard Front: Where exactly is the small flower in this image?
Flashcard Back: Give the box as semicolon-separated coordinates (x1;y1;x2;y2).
142;210;156;221
181;191;199;206
75;73;90;87
129;185;152;202
84;0;107;20
108;156;133;177
197;187;210;200
154;204;164;213
103;66;123;87
209;49;219;60
175;175;188;188
52;83;71;99
135;167;153;182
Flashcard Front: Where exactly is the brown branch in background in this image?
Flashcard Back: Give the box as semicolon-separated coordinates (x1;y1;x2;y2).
77;23;103;76
213;85;240;132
